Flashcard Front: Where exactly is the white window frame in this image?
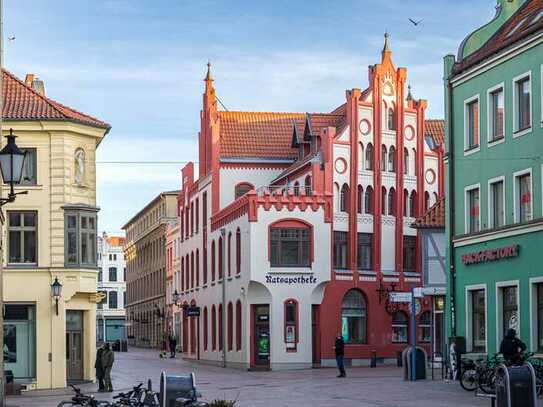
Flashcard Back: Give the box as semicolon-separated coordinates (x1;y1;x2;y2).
495;280;520;348
466;284;487;354
541;65;543;127
464;183;481;234
487;175;506;229
513;168;533;223
464;94;481;155
512;71;532;138
529;276;543;352
486;82;505;147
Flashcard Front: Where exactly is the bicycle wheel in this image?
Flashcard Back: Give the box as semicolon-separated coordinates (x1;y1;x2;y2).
57;402;76;407
460;369;479;391
479;369;496;394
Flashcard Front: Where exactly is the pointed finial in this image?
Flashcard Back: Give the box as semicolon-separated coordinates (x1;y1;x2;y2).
383;31;390;52
204;61;213;83
407;84;413;101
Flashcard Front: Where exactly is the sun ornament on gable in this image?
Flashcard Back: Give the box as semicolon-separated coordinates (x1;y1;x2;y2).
382;75;394;96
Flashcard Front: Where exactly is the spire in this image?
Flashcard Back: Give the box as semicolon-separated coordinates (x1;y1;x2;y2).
383;31;390;53
406;84;413;101
204;61;214;90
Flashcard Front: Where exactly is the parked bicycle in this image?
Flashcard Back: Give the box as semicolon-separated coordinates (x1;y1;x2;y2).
460;354;503;394
110;383;144;406
57;384;111;407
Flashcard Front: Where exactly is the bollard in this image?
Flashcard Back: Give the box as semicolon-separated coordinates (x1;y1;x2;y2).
397;351;402;367
370;350;377;368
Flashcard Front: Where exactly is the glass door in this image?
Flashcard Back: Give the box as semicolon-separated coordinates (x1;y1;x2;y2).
66;311;84;382
253;305;270;367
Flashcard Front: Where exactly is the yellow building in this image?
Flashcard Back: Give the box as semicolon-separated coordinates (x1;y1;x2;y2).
2;71;110;389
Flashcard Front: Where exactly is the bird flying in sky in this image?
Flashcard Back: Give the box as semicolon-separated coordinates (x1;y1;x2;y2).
408;18;423;26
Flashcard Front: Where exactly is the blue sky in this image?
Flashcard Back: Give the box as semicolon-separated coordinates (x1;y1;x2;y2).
5;0;496;234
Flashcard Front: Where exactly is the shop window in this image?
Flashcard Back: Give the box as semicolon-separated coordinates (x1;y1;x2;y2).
109;291;118;309
515;171;532;223
538;284;543;352
284;299;298;351
64;209;97;267
357;233;373;271
236;228;241;275
211;305;217;351
464;96;479;151
392;311;408;343
227;302;233;351
8;211;37;264
466;186;480;233
235;182;254;200
364;187;374;214
471;289;486;352
341;290;367;344
270;222;311;267
3;304;36;380
501;286;518;339
109;267;117;282
403;236;416;272
203;307;208;351
365;143;374;170
514;74;531;132
333;231;348;270
418;311;431;343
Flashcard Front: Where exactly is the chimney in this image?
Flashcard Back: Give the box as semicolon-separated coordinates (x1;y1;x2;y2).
25;73;45;96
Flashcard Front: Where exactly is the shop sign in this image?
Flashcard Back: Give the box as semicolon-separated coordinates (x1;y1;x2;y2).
461;244;519;266
390;292;412;303
265;275;317;284
185;306;201;317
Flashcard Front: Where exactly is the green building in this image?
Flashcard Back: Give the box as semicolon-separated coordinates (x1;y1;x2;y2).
444;0;543;359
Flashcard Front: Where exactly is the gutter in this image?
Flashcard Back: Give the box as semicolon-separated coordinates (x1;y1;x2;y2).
447;77;457;337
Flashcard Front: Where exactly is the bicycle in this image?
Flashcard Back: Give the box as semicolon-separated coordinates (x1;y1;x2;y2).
57;384;111;407
111;383;144;406
459;354;503;394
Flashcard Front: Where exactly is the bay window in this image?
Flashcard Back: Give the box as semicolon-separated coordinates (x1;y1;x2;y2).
64;207;98;268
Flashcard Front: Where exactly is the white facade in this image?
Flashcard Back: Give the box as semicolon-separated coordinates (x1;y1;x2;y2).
97;233;127;343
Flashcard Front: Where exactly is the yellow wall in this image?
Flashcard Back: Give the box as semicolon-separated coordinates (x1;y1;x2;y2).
2;121;107;389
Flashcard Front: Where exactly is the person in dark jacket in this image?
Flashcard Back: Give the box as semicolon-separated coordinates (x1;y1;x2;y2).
95;345;105;391
499;328;526;366
169;335;177;358
334;333;346;378
101;343;115;392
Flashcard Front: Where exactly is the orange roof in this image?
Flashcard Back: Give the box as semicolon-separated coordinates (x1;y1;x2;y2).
106;236;126;247
3;69;110;129
219;111;305;160
425;119;445;146
412;197;445;229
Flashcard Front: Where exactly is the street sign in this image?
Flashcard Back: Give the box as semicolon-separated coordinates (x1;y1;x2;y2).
186;306;201;317
389;292;412;303
413;287;424;298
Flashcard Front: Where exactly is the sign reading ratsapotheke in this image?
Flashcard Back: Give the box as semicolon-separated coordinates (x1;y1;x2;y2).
461;244;519;266
265;275;317;284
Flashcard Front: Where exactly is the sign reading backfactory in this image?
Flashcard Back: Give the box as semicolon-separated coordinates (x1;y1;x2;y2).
265;275;317;284
461;244;519;266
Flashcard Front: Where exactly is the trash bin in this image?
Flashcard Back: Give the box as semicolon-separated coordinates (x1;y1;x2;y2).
120;339;128;352
402;346;427;381
495;363;537;407
159;372;199;407
112;340;120;352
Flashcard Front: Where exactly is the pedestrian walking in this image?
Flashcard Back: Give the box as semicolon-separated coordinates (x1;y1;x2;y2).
95;344;105;392
334;333;346;378
169;335;177;358
499;328;526;366
101;342;115;392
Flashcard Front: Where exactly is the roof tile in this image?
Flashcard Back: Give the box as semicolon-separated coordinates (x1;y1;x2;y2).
425;119;445;146
412;197;445;229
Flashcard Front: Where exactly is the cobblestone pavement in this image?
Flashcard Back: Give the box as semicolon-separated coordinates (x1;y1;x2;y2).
7;348;495;407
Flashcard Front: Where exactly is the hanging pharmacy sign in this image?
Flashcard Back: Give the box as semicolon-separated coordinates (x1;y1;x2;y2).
461;244;519;266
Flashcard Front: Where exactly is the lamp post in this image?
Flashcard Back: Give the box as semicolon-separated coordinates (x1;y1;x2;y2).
51;278;63;316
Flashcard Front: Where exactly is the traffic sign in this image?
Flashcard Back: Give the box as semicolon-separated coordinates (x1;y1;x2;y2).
389;292;412;303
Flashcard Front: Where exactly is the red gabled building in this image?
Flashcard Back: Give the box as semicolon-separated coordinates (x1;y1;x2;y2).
169;35;444;369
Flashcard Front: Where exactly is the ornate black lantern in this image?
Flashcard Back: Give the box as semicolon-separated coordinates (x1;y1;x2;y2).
0;129;28;205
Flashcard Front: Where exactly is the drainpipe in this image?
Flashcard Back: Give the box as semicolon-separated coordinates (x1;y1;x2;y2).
447;76;457;337
220;228;226;368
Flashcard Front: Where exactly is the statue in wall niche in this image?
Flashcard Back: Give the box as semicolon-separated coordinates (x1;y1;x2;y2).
74;148;85;185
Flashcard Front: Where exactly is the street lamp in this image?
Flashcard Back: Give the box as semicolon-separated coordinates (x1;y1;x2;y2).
172;290;180;306
51;277;62;316
0;129;28;206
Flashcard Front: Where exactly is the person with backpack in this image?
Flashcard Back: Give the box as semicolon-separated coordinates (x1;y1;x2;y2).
499;328;526;366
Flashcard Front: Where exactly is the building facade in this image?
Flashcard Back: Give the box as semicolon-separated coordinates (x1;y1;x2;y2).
165;221;181;341
123;192;178;349
445;0;543;357
1;71;110;388
173;37;445;370
97;233;127;343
